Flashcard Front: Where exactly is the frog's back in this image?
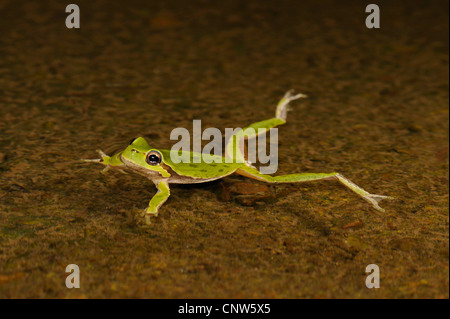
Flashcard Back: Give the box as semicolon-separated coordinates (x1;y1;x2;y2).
160;149;242;182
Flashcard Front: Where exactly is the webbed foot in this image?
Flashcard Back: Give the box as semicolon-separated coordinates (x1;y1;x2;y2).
363;193;394;212
141;209;158;225
276;90;308;121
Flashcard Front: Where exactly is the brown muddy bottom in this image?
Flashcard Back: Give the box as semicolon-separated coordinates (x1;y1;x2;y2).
0;0;448;298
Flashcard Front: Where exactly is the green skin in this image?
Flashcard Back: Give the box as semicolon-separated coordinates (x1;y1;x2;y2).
84;91;393;224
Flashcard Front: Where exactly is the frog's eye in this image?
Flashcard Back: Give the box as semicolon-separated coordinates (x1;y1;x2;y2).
146;151;162;166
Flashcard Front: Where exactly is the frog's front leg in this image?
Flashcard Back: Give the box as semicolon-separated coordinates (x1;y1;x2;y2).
82;149;127;174
142;179;171;224
237;165;393;212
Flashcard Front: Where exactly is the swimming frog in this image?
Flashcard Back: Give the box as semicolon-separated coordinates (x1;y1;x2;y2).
84;91;392;224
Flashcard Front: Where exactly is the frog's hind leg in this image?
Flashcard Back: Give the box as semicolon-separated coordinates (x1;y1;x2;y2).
226;90;307;163
238;90;307;136
236;165;393;212
274;89;308;122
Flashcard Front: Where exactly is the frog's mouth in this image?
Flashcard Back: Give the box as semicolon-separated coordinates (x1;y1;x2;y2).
120;154;165;179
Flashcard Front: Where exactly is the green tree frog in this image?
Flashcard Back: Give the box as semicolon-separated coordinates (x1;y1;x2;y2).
84;91;392;224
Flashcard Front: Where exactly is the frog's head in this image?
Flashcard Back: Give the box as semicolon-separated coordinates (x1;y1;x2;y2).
120;137;171;178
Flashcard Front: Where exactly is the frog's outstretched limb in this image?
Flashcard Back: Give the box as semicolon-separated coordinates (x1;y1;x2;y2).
142;180;171;224
82;149;128;174
229;90;392;212
236;165;393;212
275;89;308;122
82;149;108;163
226;90;307;162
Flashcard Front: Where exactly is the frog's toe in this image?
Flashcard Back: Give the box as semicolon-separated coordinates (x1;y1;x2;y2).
143;213;158;225
141;208;158;225
96;149;108;158
364;194;394;212
144;215;152;225
277;90;308;120
284;90;307;101
82;149;109;163
81;158;102;163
